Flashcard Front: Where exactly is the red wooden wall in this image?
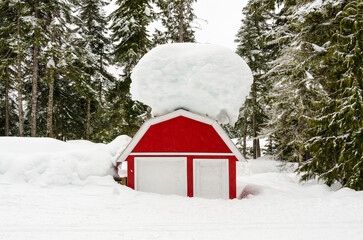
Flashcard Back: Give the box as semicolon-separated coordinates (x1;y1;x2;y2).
132;116;232;153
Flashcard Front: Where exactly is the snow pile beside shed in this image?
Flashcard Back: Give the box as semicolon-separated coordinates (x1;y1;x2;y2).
130;43;253;125
0;136;131;186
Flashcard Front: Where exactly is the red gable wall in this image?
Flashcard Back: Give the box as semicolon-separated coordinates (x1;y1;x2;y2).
132;116;232;153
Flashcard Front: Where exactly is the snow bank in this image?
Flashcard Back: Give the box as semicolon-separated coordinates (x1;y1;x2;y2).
236;155;344;199
131;43;253;125
1;154;363;240
0;136;131;186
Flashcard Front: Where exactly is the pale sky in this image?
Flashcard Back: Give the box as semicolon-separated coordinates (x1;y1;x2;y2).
105;0;248;51
194;0;248;51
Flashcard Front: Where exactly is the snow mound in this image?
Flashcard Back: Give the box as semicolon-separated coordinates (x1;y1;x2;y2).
131;43;253;125
236;155;339;199
0;136;131;186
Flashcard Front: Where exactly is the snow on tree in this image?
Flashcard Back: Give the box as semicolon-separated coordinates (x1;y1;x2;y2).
130;43;253;126
235;0;274;158
41;0;75;137
105;0;154;139
73;0;114;140
109;0;154;73
265;0;333;163
153;0;197;43
298;0;363;190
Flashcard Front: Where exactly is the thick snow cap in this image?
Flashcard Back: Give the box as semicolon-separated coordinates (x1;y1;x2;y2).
130;43;253;125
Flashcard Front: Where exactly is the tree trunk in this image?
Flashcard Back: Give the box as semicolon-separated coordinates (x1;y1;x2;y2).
17;9;24;136
256;138;261;158
178;1;184;42
99;53;103;107
252;82;257;159
243;110;247;158
30;3;39;137
98;79;103;108
86;99;91;140
17;52;24;136
46;68;55;137
46;24;56;138
298;96;305;165
253;139;257;159
5;73;9;136
298;145;304;166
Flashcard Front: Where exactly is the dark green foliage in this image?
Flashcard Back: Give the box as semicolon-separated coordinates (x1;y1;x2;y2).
265;0;336;163
0;0;32;136
298;0;363;190
234;0;273;158
235;0;362;190
72;0;114;141
154;0;197;43
105;0;154;140
110;0;153;72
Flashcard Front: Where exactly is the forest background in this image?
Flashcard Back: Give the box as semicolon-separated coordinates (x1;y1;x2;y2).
0;0;361;190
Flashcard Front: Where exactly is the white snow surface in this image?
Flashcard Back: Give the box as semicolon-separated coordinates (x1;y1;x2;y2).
130;43;253;125
1;138;363;239
0;136;131;186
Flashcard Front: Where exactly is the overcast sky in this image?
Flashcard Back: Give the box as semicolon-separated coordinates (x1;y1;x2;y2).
194;0;248;51
105;0;249;51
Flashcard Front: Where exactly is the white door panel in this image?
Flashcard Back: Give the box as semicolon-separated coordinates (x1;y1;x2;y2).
193;159;229;199
135;157;187;196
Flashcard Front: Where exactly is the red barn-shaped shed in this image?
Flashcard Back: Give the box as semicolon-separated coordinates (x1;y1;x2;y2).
117;109;245;199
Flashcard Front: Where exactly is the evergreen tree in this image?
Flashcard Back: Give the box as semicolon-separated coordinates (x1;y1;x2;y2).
105;0;154;140
265;0;329;163
0;1;16;136
0;0;32;136
110;0;153;74
74;0;113;140
235;0;274;158
233;97;253;158
299;0;363;190
29;0;43;136
41;0;74;137
154;0;197;43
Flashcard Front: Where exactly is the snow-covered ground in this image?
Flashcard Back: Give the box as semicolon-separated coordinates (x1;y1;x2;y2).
1;137;363;240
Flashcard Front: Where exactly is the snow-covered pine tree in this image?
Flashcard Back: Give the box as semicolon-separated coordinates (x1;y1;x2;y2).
0;0;32;136
40;0;74;137
21;0;63;137
109;0;153;74
298;0;363;190
105;0;154;140
265;0;331;164
73;0;113;140
0;36;13;136
264;0;301;163
235;0;274;158
29;0;46;137
154;0;197;43
0;1;16;136
233;97;253;157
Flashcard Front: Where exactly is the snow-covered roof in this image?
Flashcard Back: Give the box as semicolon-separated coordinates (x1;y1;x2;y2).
130;43;253;126
117;109;245;162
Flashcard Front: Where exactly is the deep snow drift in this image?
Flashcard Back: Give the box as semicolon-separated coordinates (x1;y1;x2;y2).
1;137;363;240
0;136;131;185
130;43;253;125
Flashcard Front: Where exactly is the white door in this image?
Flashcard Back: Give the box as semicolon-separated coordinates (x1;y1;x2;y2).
193;159;229;199
135;157;187;196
